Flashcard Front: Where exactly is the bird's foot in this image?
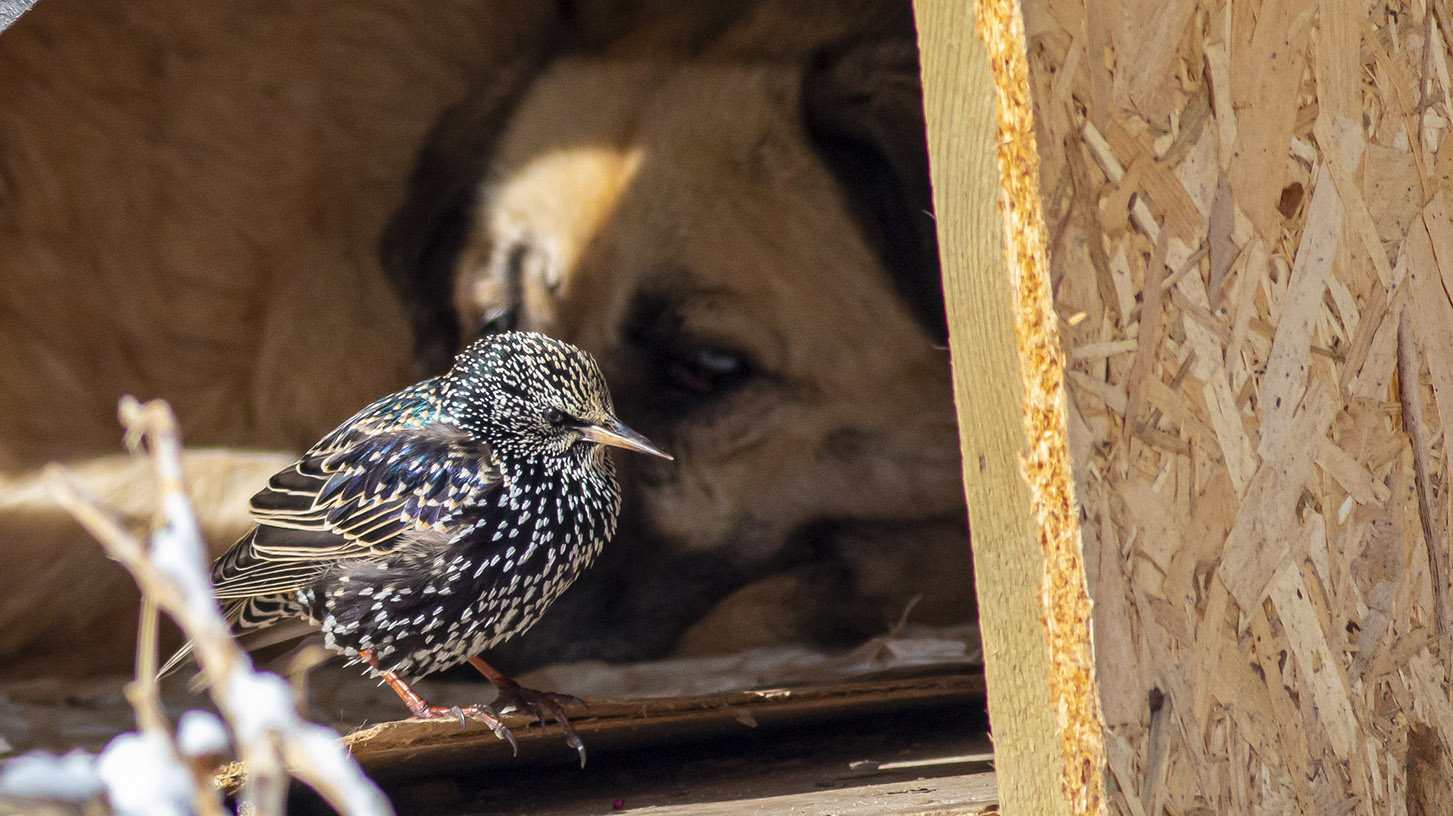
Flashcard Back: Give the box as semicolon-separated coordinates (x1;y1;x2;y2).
491;678;589;767
363;652;521;754
403;702;519;755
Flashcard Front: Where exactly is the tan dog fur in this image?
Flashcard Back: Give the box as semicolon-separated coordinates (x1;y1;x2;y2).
427;45;973;661
0;0;553;674
464;59;964;560
0;0;972;675
0;451;293;675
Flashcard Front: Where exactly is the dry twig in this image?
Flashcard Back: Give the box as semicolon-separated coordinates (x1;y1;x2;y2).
35;397;393;816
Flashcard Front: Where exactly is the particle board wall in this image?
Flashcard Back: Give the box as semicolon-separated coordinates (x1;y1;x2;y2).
1022;0;1453;810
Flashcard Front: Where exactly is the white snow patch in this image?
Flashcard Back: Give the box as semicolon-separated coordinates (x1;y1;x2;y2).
223;668;294;744
97;732;192;816
176;710;229;758
0;749;104;801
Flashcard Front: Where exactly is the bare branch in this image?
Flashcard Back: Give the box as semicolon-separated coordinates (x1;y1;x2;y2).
43;397;394;816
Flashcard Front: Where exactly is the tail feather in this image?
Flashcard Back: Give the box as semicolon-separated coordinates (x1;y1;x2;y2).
156;601;241;679
157;595;314;679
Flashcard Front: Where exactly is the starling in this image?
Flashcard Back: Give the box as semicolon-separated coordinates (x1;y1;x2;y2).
161;331;670;764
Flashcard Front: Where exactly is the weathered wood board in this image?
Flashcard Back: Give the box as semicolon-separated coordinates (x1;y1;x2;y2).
916;0;1106;813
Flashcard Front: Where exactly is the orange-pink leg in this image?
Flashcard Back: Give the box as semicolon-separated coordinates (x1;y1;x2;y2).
362;650;517;753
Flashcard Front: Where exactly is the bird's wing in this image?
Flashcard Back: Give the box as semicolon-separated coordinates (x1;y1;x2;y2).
210;410;502;601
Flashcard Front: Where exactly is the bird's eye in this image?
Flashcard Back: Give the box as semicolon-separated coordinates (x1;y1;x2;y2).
544;407;568;427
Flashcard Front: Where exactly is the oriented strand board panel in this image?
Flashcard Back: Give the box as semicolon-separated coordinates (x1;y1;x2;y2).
1024;0;1453;808
916;1;1106;814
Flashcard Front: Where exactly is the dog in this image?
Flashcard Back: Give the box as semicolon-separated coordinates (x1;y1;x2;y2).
381;0;974;669
0;0;971;677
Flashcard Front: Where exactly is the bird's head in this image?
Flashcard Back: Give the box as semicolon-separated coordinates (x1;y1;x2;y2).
442;331;671;463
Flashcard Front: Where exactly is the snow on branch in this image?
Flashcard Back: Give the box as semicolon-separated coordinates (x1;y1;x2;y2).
0;397;393;816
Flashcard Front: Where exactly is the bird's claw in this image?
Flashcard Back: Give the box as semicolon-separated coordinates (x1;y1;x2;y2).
568;731;587;769
492;681;589;766
406;703;518;752
461;705;519;755
495;687;587;721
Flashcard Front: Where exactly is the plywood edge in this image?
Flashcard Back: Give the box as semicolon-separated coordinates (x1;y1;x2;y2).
914;1;1107;813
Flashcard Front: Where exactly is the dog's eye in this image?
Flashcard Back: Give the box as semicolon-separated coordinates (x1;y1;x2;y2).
472;308;515;339
664;345;754;396
624;289;760;405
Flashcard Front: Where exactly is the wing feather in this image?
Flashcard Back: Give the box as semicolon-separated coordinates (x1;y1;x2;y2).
209;380;501;601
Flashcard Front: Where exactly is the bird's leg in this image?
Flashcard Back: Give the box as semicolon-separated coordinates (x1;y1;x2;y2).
468;655;589;767
361;650;518;753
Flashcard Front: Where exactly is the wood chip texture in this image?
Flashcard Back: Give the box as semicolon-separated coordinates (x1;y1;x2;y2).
971;0;1109;810
1026;0;1453;809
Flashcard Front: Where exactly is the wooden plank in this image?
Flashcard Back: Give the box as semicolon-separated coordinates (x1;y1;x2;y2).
367;681;994;815
216;673;985;788
380;725;996;815
618;772;999;816
913;2;1106;815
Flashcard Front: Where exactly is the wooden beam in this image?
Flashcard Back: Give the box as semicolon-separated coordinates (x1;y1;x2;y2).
614;773;999;816
913;1;1106;814
217;673;985;788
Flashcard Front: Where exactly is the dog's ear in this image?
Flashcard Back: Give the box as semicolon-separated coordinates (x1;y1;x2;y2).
801;29;946;345
379;56;548;376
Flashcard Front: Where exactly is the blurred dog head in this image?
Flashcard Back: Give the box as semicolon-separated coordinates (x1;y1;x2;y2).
383;14;971;667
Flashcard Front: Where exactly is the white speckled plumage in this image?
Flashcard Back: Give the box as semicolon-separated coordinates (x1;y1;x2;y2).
161;332;664;683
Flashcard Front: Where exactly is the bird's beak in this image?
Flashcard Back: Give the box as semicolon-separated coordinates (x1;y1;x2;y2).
580;417;673;460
